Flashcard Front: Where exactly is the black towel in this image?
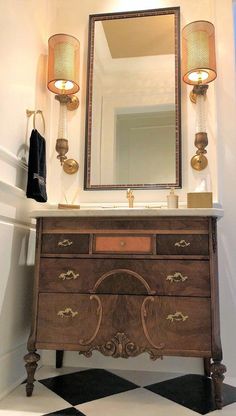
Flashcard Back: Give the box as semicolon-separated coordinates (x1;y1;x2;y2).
26;129;47;202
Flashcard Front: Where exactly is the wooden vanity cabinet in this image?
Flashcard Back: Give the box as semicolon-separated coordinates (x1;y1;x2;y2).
24;215;226;408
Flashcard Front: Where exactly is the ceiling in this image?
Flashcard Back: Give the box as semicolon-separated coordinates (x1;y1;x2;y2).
102;14;175;59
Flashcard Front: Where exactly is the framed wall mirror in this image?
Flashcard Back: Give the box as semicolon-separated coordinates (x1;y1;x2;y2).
84;7;181;190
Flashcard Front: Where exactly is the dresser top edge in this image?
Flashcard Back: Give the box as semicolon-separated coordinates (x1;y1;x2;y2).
30;208;224;219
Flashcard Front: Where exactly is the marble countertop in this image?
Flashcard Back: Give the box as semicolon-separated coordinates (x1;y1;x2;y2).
31;205;224;218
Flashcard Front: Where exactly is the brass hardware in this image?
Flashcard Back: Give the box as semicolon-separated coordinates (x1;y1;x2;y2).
191;153;208;170
120;240;126;247
166;311;188;322
190;85;209;171
67;95;79;111
26;109;45;135
56;138;69;165
190;84;208;104
126;188;134;208
54;94;79;173
174;239;190;248
166;272;188;283
57;307;78;318
58;270;79;280
58;239;73;247
63;158;79;174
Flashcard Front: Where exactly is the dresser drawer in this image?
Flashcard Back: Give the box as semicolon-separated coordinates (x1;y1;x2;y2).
36;293;211;354
142;295;211;353
37;293;101;345
94;234;153;254
41;234;90;254
39;258;210;297
157;234;209;255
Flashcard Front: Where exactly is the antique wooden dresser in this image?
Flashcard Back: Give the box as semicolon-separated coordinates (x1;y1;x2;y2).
24;212;226;409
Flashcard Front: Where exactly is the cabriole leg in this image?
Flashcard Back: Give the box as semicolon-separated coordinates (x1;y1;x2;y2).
211;360;227;409
24;351;40;397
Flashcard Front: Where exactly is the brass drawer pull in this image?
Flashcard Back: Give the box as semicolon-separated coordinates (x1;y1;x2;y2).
166;272;188;283
120;240;126;247
166;311;188;322
174;239;190;248
57;308;78;318
58;239;73;247
58;270;79;280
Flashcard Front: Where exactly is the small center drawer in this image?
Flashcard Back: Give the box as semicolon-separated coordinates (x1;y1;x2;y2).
94;235;153;254
157;234;209;255
41;234;90;254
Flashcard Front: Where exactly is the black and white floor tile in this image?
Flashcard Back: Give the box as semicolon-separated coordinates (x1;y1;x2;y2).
0;366;236;415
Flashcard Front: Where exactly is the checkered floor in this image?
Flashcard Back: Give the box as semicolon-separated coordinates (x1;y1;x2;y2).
0;366;236;415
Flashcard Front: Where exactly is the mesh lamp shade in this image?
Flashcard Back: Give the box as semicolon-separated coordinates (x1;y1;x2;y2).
182;21;216;85
48;33;80;95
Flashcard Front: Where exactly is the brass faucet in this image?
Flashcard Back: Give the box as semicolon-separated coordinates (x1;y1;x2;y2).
126;188;134;208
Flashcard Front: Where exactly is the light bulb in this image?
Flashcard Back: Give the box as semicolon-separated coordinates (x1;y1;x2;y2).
188;70;209;83
55;80;74;91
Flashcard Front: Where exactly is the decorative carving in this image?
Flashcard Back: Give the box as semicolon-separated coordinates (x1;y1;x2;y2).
141;297;165;350
91;269;155;295
79;332;163;361
211;360;227;409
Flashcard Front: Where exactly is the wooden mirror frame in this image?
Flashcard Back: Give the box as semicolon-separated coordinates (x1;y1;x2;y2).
84;7;181;190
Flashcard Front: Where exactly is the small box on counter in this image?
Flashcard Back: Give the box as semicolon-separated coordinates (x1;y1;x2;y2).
187;192;213;208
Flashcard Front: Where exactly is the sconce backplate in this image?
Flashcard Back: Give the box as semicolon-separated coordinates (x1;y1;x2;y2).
67;95;79;111
63;159;79;174
191;154;208;171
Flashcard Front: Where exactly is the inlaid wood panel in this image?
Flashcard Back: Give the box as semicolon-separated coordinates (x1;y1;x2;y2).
94;235;153;254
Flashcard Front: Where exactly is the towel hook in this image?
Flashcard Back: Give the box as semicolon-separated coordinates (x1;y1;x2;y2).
26;109;45;135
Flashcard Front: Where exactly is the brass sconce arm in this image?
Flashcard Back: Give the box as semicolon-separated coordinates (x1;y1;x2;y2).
54;94;79;174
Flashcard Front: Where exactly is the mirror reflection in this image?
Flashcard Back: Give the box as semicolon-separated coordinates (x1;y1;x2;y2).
85;9;181;189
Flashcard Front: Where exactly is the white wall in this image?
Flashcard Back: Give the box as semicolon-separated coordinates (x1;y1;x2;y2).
41;0;236;379
214;0;236;379
0;0;52;398
47;0;218;205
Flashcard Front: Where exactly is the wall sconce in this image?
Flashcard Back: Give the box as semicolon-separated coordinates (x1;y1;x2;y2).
182;20;217;170
47;33;80;174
